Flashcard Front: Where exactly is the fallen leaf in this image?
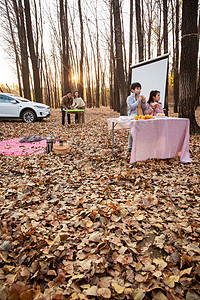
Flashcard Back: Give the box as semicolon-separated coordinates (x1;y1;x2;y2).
111;283;125;294
163;275;180;288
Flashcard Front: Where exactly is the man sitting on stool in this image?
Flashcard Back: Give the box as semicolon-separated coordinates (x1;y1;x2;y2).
61;91;73;125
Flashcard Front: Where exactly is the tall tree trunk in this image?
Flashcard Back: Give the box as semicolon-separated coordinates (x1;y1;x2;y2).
24;0;42;103
163;0;168;54
109;0;114;109
141;0;146;60
163;0;168;115
174;0;179;113
114;64;120;113
147;1;153;60
179;0;199;134
60;0;70;95
85;54;92;108
120;5;127;84
170;0;175;109
135;0;144;62
5;0;22;97
157;0;162;57
95;0;100;108
128;0;133;93
78;0;84;98
12;0;31;100
196;12;200;109
112;0;127;115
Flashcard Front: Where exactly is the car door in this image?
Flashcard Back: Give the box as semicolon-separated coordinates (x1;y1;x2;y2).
0;95;20;117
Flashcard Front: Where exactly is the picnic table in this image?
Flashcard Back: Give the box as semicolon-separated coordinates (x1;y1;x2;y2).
107;116;192;164
64;109;85;126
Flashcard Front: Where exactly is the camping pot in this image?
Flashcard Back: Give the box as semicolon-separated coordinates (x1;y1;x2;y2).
46;137;53;153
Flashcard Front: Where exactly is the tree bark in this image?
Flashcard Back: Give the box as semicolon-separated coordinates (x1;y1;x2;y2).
147;0;153;60
78;0;84;99
135;0;144;62
12;0;31;100
24;0;42;103
157;0;162;57
112;0;127;115
5;0;22;97
85;53;92;108
109;0;114;109
196;12;200;109
163;0;168;116
60;0;70;95
174;0;179;113
179;0;200;134
163;0;168;54
128;0;133;93
95;0;100;108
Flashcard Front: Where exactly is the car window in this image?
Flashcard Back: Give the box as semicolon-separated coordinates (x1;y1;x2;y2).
14;96;30;102
0;95;13;103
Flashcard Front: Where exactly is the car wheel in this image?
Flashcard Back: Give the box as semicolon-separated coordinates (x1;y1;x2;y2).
22;110;36;123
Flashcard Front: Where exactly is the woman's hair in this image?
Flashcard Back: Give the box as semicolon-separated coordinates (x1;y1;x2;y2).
74;91;80;98
147;90;160;104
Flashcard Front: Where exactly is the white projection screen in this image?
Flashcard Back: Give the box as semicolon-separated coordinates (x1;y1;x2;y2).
131;54;169;108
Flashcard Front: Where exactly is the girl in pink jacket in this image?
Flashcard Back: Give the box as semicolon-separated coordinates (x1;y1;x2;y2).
144;90;164;116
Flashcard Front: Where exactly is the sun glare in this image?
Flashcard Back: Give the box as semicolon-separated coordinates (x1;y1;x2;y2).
72;74;79;83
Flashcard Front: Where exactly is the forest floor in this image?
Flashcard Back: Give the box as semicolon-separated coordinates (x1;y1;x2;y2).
0;107;199;300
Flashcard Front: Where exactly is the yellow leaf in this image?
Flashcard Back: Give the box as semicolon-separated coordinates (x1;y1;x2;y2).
45;239;54;246
86;220;93;228
153;258;167;270
71;274;85;281
180;267;193;277
85;285;98;296
97;288;111;298
111;283;125;294
163;275;180;288
133;288;145;300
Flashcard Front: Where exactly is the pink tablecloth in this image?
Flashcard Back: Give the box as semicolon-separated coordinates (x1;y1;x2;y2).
0;138;46;156
130;117;192;163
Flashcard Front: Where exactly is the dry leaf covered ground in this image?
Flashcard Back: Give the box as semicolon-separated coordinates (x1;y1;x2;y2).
0;107;200;300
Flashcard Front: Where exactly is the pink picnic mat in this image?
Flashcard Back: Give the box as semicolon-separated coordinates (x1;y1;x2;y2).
0;138;46;156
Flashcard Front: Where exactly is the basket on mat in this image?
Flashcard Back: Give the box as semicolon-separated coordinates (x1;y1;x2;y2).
53;135;70;155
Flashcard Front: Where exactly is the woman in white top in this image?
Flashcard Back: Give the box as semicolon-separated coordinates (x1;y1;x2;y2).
73;91;85;123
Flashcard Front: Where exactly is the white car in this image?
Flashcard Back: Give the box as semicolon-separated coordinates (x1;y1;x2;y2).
0;93;51;123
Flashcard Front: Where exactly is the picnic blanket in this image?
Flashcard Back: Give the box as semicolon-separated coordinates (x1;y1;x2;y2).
0;138;46;156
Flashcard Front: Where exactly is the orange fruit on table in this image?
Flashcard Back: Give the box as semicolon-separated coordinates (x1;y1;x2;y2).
149;115;153;119
134;116;139;120
141;115;145;120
